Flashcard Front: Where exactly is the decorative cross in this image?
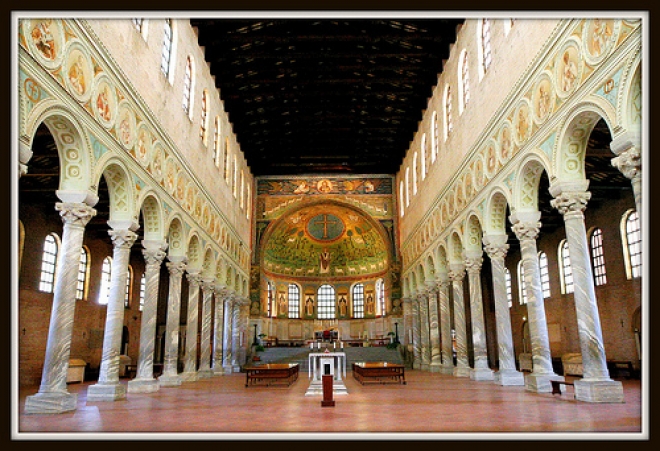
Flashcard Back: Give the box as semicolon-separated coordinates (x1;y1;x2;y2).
313;214;338;239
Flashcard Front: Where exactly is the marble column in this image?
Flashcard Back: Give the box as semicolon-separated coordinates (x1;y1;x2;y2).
158;258;187;387
482;234;524;386
180;270;202;382
448;264;470;377
550;185;624;402
437;275;455;374
222;295;235;374
128;240;167;393
411;295;422;370
87;229;138;402
464;253;494;381
197;278;215;378
231;297;246;371
212;287;226;375
236;298;250;367
401;297;414;366
510;212;563;392
417;292;431;371
610;132;642;224
426;283;442;372
25;202;96;414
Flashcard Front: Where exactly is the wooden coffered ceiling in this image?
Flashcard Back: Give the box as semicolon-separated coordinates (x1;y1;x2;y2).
189;17;465;176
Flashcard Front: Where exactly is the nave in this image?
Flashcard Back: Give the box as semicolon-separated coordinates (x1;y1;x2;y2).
17;370;643;438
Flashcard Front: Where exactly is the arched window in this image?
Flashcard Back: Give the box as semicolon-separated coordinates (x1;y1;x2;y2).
558;239;574;294
39;233;60;293
405;167;410;207
99;256;113;305
517;260;528;305
538;251;551;298
233;156;238;198
317;284;336;319
288;284;300;319
590;228;607;286
459;51;470;113
76;246;90;301
505;268;513;308
420;133;427;180
182;55;193;117
200;90;209;144
399;180;405;217
480;19;492;76
376;278;385;316
444;85;453;140
223;138;231;183
160;19;173;78
240;170;245;209
124;265;133;308
412;152;418;195
139;272;146;311
431;111;438;163
246;185;251;220
267;281;274;317
352;283;364;319
622;209;642;279
213;117;221;167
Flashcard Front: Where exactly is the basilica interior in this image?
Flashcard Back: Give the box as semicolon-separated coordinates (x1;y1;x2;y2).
14;13;645;439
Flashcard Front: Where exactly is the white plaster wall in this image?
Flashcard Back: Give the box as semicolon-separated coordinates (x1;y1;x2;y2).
397;18;560;243
87;18;253;246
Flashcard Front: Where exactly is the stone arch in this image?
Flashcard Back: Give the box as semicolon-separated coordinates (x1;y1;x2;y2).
186;234;203;271
512;155;551;213
425;253;436;283
448;231;464;265
553;101;615;183
226;265;235;292
434;245;449;276
24;103;94;197
618;56;642;139
215;258;227;287
96;158;138;228
166;216;186;258
137;192;164;241
201;247;216;279
464;211;484;253
416;263;426;290
484;188;512;236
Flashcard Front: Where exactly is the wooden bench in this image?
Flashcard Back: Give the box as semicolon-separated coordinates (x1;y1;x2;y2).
551;380;575;396
244;363;299;387
352;362;406;385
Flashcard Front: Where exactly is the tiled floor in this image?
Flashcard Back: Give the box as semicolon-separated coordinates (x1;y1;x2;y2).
15;371;645;440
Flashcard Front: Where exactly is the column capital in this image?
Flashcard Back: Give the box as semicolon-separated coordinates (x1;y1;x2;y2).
611;146;641;181
201;278;216;292
464;256;483;274
511;221;541;241
186;270;203;285
166;259;187;276
447;264;465;282
609;129;641;156
482;234;509;260
550;190;591;217
142;246;167;266
108;229;138;249
55;202;97;227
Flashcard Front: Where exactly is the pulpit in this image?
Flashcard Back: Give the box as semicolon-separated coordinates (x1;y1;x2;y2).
305;351;348;396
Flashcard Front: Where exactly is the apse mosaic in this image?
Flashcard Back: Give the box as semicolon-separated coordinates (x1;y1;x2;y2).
261;203;389;280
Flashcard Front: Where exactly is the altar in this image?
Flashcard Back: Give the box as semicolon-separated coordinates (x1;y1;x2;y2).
305;351;348;396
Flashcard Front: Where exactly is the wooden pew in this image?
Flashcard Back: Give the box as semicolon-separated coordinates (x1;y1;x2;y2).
352;361;406;385
244;363;299;387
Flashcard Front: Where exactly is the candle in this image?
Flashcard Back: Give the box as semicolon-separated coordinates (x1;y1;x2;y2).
310;342;313;349
333;342;336;349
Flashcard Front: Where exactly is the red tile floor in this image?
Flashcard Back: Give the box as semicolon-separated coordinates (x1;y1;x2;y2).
15;371;645;439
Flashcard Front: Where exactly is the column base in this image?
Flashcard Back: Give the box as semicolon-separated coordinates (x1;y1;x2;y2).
212;367;225;376
412;362;421;370
157;373;182;387
524;372;564;393
493;369;525;386
223;365;234;375
440;363;455;375
453;365;471;377
87;382;126;402
197;368;214;379
574;379;625;403
232;365;241;373
420;363;430;372
470;367;494;381
24;391;77;414
127;378;160;393
180;371;199;382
